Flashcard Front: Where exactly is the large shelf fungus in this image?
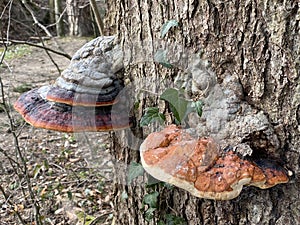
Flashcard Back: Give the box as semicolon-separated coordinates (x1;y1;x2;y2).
14;36;133;132
140;125;289;200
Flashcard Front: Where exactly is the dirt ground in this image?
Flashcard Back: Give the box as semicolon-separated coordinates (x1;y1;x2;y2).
0;38;116;225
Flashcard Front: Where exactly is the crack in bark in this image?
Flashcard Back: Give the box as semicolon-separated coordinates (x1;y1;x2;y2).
190;0;199;19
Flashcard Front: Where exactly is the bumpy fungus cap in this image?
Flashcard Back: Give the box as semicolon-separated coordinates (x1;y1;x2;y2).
14;36;133;132
140;125;289;200
47;36;123;106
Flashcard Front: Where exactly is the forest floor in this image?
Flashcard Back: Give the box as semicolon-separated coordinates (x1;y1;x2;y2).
0;37;115;225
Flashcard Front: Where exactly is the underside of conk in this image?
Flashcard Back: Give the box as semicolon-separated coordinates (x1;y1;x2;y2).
140;125;289;200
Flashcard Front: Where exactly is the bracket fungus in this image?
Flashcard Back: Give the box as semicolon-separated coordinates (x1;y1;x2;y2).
140;125;289;200
14;36;133;132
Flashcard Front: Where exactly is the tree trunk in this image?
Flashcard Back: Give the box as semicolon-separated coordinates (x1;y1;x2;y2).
54;0;64;36
66;0;94;36
49;0;55;24
106;1;299;224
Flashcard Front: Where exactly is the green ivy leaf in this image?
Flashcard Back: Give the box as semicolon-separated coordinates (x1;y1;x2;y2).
140;107;166;126
161;19;179;38
145;207;157;221
127;162;144;184
154;49;173;68
160;88;189;124
143;191;159;208
146;174;161;186
191;100;204;117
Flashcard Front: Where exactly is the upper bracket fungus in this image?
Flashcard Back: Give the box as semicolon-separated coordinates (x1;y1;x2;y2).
140;125;289;200
14;36;133;132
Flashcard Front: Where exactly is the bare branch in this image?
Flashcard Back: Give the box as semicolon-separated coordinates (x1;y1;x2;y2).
3;39;72;60
0;1;11;20
46;6;67;29
0;76;43;225
38;35;63;74
0;183;26;225
90;0;104;36
20;0;53;37
3;0;13;40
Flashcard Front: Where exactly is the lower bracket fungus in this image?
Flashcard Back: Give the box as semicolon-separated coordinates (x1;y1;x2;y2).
14;88;132;132
140;125;289;200
14;36;133;132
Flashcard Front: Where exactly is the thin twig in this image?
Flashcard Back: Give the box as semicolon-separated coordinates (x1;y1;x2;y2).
0;45;27;225
0;76;43;225
21;0;53;37
0;184;27;225
6;0;13;40
37;32;62;75
90;0;104;36
3;38;72;60
0;146;28;198
0;39;6;64
0;0;12;20
20;0;68;53
0;147;22;170
0;6;44;225
46;7;67;30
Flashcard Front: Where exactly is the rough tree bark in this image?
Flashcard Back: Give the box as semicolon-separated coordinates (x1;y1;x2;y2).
106;1;299;224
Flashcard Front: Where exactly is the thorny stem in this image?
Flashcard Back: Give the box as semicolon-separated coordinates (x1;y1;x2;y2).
0;43;26;225
0;46;42;224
